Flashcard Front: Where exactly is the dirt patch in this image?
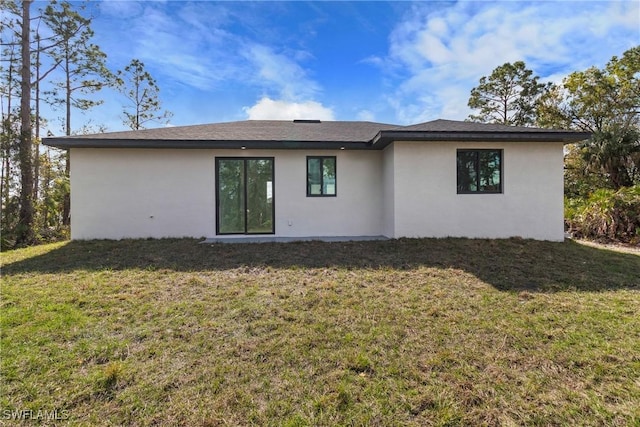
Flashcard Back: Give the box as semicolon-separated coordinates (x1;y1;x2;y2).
573;239;640;255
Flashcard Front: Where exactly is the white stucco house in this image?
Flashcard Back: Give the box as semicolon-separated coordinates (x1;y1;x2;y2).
43;119;588;242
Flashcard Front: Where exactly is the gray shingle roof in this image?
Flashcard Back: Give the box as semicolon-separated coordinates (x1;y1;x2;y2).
400;119;571;133
50;120;398;141
43;119;589;149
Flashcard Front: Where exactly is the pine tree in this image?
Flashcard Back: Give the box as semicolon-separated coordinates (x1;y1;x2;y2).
467;61;549;126
43;0;111;225
16;0;35;245
116;59;172;130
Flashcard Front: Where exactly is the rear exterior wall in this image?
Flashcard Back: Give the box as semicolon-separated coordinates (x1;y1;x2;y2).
70;140;564;241
69;148;383;240
387;141;565;241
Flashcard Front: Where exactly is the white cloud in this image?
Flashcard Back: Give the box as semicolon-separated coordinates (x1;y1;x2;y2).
240;43;332;122
102;3;322;100
120;5;245;91
243;44;320;101
93;2;333;127
382;1;640;123
356;109;376;122
244;97;335;120
98;1;143;18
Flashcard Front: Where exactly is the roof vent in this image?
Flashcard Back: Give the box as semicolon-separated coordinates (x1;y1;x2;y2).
293;119;321;123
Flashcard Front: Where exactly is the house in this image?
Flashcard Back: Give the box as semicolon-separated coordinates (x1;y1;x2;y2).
43;119;588;242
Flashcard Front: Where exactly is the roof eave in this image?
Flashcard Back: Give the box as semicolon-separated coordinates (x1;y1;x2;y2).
371;131;592;149
43;130;591;150
42;139;373;150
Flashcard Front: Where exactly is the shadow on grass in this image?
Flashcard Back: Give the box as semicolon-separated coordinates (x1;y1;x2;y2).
2;238;638;292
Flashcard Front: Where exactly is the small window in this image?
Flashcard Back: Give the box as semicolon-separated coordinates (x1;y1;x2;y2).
457;149;502;193
307;156;336;196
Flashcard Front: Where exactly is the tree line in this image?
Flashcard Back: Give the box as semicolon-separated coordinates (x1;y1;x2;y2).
1;0;171;249
467;47;639;242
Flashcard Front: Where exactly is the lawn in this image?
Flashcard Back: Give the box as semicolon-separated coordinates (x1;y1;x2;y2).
1;238;639;426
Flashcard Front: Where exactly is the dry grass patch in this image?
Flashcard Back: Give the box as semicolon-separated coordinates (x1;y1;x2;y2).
1;238;639;426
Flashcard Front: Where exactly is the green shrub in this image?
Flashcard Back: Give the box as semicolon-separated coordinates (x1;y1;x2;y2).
565;185;640;243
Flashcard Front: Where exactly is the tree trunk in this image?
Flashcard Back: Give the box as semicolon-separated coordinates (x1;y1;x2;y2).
17;0;35;245
62;49;71;226
62;150;70;225
608;163;633;190
41;147;51;228
1;47;14;213
1;148;8;211
33;35;41;205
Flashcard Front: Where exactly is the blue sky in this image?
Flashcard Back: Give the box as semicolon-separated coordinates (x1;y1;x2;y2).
36;1;640;132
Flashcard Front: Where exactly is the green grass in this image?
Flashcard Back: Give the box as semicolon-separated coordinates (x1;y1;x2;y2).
1;238;639;426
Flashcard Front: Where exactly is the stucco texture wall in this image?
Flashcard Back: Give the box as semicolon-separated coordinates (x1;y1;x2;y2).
71;141;563;241
70;148;383;240
268;150;383;238
71;149;216;239
389;141;565;241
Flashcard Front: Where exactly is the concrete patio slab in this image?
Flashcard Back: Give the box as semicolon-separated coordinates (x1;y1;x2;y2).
201;235;389;244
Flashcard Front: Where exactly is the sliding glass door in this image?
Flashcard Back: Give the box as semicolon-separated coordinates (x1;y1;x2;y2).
216;158;274;234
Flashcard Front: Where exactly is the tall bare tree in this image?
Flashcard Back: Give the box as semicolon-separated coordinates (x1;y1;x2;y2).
1;3;20;219
16;0;35;244
1;0;110;246
0;36;21;247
